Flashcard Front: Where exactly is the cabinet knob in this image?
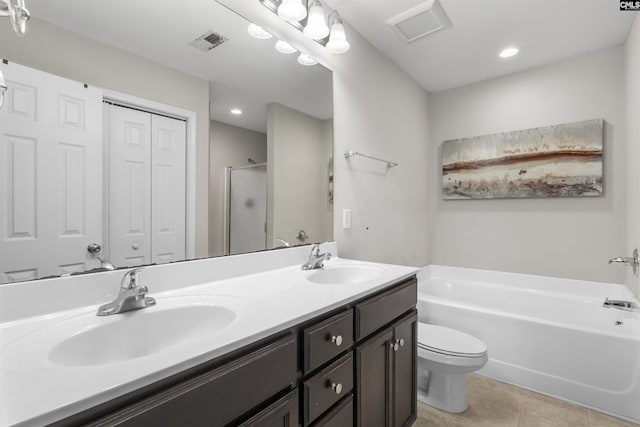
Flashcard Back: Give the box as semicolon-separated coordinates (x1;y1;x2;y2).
399;338;405;347
393;342;399;352
132;243;140;250
330;382;343;395
331;335;343;346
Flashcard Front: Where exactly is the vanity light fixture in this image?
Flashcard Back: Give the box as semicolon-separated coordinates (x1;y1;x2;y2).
248;23;273;39
0;0;30;36
259;0;350;55
230;108;243;115
297;52;318;66
277;0;307;22
275;39;297;54
499;46;519;58
326;13;350;54
303;0;330;40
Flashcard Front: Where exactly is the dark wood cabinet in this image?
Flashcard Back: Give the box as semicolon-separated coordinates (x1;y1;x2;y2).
239;389;299;427
57;275;417;427
355;278;418;427
85;334;298;427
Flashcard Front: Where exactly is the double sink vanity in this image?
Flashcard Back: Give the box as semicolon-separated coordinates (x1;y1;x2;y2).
0;243;418;426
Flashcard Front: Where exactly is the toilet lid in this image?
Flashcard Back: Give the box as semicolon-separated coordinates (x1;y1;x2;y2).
418;323;487;357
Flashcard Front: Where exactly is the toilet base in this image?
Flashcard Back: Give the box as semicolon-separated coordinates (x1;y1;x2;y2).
418;371;469;413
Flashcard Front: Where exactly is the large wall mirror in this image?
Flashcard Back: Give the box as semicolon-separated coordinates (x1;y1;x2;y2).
0;0;333;284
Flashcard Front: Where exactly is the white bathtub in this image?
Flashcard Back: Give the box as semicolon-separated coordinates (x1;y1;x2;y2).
418;265;640;423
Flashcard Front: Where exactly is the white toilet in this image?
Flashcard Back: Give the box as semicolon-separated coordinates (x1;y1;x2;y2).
417;323;488;413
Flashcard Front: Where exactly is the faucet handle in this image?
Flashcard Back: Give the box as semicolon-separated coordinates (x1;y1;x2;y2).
121;267;144;289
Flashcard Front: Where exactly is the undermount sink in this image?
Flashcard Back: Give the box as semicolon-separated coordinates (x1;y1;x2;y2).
306;263;387;285
6;296;244;368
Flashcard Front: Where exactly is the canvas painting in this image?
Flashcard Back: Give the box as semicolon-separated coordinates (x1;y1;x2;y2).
441;119;603;199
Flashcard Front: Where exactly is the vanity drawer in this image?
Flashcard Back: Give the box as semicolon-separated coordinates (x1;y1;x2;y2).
304;309;354;373
88;334;298;427
303;352;354;426
355;278;417;341
312;394;353;427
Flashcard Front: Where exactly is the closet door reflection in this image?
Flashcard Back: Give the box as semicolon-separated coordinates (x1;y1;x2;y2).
107;104;186;268
228;164;267;255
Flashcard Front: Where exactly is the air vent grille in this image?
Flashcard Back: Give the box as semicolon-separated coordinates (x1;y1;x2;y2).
190;30;228;52
386;0;451;43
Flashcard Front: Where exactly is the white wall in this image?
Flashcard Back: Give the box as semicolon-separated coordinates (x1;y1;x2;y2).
625;15;640;297
428;46;626;283
219;0;431;267
330;35;431;267
267;103;332;247
0;18;211;257
209;121;267;257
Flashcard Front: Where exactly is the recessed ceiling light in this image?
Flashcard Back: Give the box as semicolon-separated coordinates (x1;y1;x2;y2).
499;47;519;58
230;108;243;115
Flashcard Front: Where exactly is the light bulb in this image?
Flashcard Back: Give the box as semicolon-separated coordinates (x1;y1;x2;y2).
275;40;297;54
247;23;273;40
303;0;329;40
326;19;350;54
277;0;307;22
297;53;318;66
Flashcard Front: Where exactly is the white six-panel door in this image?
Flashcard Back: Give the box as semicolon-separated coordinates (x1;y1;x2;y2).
0;62;103;282
107;104;186;267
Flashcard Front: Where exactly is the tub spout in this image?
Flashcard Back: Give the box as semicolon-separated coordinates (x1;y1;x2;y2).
608;249;639;275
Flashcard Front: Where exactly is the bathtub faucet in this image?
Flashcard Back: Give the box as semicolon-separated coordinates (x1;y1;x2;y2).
608;249;639;275
603;298;638;312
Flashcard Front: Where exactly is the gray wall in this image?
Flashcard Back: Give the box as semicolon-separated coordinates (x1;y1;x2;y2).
267;103;332;248
209;121;267;257
1;18;211;257
330;26;431;267
428;46;626;283
625;15;640;297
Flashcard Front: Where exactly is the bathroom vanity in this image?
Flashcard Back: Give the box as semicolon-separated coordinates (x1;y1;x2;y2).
0;244;418;427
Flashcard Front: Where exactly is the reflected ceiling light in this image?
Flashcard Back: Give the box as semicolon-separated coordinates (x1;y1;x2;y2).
303;0;330;40
499;47;519;58
297;53;318;66
326;14;350;54
0;0;30;36
277;0;307;22
275;39;297;54
230;108;243;115
248;23;273;39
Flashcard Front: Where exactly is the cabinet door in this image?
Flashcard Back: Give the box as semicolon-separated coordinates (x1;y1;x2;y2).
392;310;417;427
239;389;299;427
87;334;297;427
356;328;393;427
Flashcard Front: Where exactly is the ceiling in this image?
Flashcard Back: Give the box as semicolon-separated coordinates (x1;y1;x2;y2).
324;0;636;92
25;0;333;133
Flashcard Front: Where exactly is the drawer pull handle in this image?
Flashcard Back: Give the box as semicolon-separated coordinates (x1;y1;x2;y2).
331;335;343;346
330;382;343;395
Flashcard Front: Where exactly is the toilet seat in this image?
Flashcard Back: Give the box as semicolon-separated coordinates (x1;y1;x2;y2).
418;324;487;358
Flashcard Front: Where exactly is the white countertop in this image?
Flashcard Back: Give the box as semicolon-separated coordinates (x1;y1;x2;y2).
0;245;417;427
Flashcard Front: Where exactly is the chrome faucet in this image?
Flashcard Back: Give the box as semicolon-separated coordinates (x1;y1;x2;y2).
96;267;156;316
608;249;639;275
301;244;332;270
603;298;638;312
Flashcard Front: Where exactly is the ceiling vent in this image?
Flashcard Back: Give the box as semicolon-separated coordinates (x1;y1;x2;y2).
190;30;228;52
386;0;451;43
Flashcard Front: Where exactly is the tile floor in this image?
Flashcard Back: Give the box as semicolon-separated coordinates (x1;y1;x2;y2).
414;374;639;427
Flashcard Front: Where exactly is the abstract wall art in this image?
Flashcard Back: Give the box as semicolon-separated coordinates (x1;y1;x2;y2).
441;119;604;199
